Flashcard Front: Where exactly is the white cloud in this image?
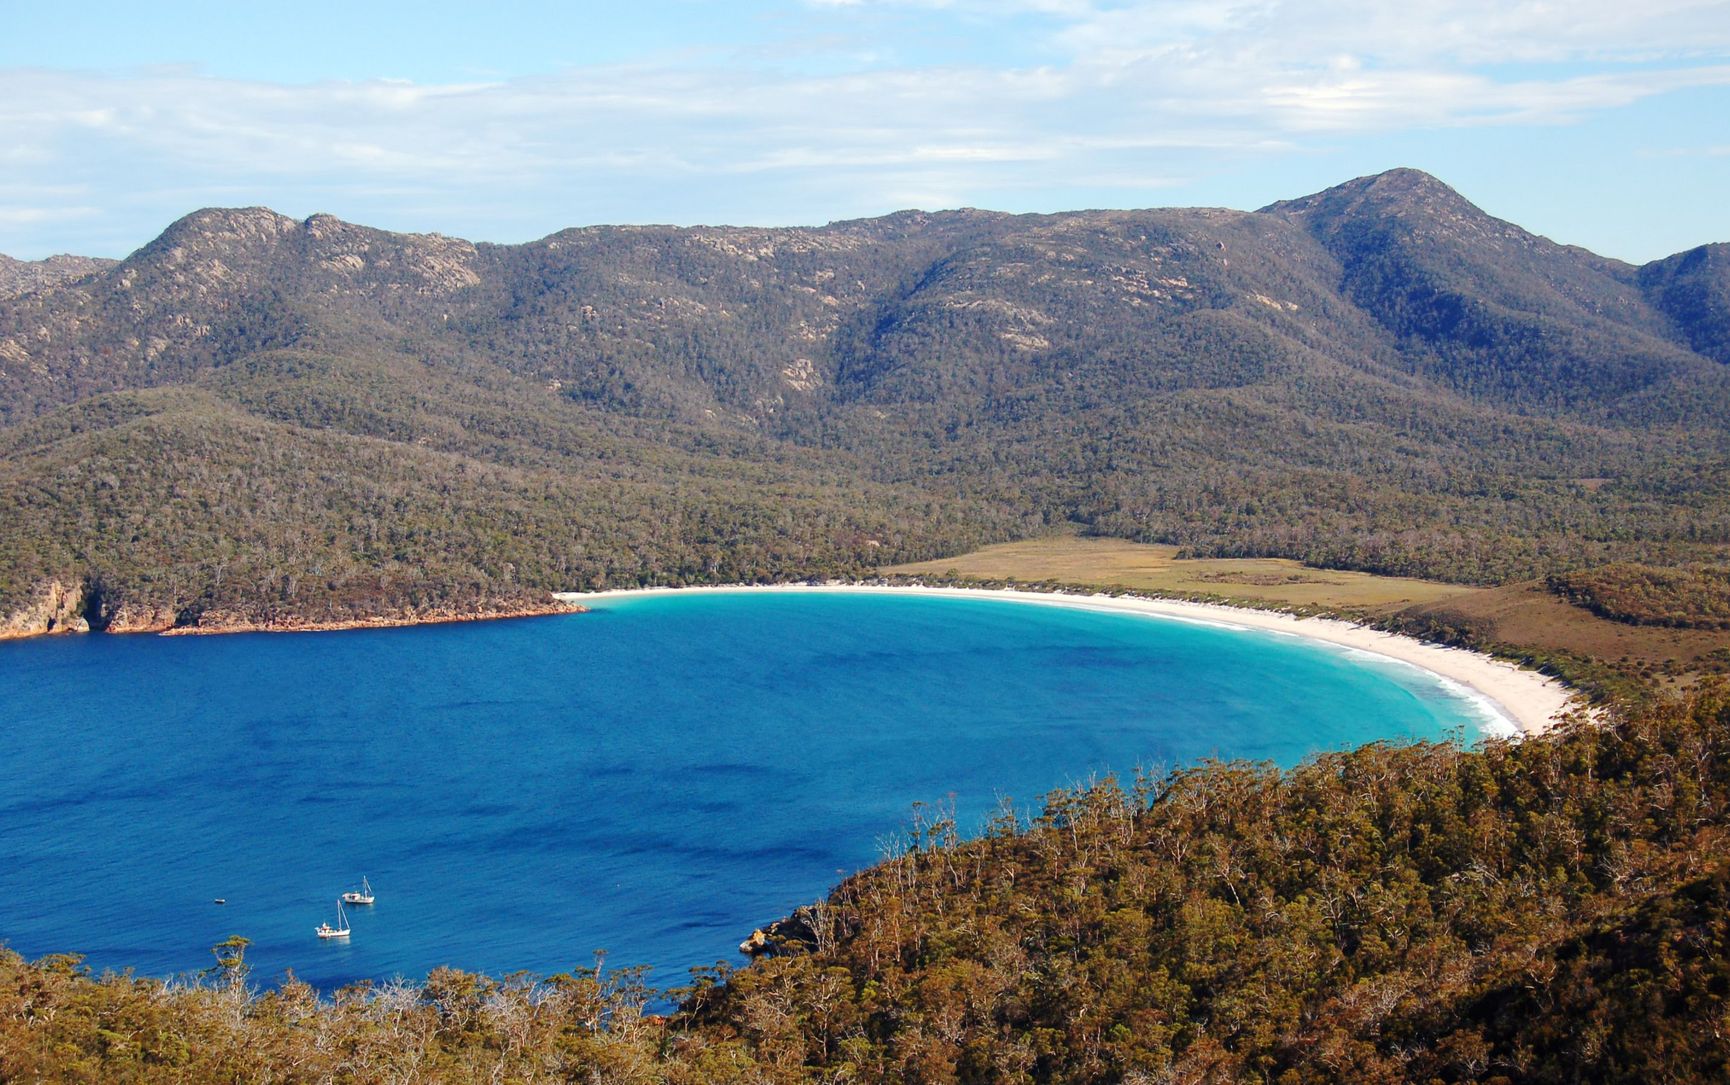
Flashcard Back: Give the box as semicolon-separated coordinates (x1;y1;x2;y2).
0;0;1727;256
0;205;99;226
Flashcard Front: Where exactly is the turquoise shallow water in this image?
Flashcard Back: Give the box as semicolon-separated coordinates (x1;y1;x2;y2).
0;590;1494;990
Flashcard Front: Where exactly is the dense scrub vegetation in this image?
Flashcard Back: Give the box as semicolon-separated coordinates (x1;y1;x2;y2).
3;170;1730;629
4;686;1727;1082
1548;562;1730;629
1639;242;1730;365
0;371;1035;629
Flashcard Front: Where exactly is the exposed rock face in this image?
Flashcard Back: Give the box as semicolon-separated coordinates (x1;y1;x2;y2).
0;581;582;641
740;905;825;957
154;598;585;636
98;602;180;635
0;579;90;639
0;208;490;423
0;254;116;300
302;213;482;294
739;929;770;955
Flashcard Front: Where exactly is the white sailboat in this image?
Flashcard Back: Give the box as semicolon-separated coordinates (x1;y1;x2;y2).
316;898;351;939
341;876;375;906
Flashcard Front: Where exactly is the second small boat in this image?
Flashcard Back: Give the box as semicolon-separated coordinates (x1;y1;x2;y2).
316;898;351;939
341;876;375;906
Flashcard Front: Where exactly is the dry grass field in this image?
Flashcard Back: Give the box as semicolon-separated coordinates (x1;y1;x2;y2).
1403;582;1730;678
884;534;1470;613
883;533;1730;681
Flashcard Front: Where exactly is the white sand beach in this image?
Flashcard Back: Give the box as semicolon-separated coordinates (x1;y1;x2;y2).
554;583;1578;737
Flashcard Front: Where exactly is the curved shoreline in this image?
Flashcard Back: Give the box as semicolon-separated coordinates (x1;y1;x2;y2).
556;583;1577;737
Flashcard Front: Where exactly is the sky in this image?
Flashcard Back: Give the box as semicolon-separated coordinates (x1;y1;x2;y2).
3;0;1728;263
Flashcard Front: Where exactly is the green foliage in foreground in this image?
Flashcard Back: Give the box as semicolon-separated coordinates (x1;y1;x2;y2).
5;687;1729;1083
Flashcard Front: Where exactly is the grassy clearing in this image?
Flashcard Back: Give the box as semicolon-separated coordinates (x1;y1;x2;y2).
882;533;1471;613
1405;582;1730;684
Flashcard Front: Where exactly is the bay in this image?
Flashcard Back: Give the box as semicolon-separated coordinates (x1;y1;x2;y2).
0;590;1495;990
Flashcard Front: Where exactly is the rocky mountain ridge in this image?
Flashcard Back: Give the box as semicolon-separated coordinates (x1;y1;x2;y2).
0;253;116;300
5;173;1726;428
2;169;1727;636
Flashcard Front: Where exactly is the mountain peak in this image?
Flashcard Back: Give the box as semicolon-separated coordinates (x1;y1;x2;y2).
1356;166;1456;196
153;206;300;245
1258;168;1477;221
128;207;301;272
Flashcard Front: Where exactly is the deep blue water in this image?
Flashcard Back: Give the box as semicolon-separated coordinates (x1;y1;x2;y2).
0;590;1497;991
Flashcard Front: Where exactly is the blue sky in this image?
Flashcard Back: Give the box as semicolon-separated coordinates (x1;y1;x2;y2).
3;0;1728;262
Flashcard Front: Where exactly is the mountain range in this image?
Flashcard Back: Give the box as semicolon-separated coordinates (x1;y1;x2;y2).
2;168;1727;635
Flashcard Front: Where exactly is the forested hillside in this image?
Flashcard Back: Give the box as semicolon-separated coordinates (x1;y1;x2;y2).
1639;242;1730;364
2;169;1728;633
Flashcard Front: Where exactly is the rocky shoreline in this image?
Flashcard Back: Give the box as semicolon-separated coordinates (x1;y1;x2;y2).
155;600;587;637
0;580;584;641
